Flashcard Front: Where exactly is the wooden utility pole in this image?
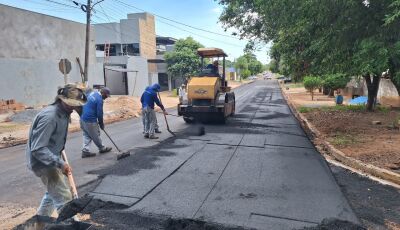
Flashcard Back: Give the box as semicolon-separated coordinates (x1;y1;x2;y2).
83;0;91;86
83;0;104;86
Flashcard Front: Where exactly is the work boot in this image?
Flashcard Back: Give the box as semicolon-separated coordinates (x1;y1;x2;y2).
144;133;149;138
82;150;96;158
99;147;112;154
155;129;162;133
148;135;159;139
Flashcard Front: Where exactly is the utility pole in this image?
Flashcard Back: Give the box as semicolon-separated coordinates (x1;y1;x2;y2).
81;0;104;86
83;0;91;86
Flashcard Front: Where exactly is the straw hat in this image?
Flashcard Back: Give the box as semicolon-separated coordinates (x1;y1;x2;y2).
56;84;87;106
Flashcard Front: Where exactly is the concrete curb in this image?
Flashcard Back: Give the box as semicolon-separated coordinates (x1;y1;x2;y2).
280;83;400;186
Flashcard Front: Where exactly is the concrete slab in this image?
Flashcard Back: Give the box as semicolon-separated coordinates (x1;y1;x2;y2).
128;144;237;218
92;140;206;205
240;133;265;148
193;146;358;229
89;192;139;206
264;132;313;148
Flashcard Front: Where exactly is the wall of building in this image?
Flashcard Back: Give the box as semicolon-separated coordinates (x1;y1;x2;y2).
93;23;121;45
0;4;97;106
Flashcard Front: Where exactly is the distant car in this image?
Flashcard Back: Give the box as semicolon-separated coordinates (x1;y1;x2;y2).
283;76;292;83
248;76;258;80
264;75;272;80
276;76;285;80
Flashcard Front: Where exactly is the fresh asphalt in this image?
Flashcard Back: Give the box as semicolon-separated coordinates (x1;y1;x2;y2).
0;80;359;229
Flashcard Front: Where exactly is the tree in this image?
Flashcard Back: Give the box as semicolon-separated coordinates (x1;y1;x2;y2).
218;0;400;111
322;74;350;97
241;69;251;79
164;37;204;82
235;56;248;80
303;76;322;101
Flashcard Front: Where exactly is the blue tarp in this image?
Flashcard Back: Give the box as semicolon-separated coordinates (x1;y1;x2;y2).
348;96;368;105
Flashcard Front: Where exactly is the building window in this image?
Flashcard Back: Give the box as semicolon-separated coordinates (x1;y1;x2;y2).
122;43;140;56
96;44;117;56
96;44;104;51
156;44;166;55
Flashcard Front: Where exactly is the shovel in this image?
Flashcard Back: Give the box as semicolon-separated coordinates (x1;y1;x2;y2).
56;150;93;223
157;92;176;136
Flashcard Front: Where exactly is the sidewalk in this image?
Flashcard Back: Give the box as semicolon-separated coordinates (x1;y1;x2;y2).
281;82;400;186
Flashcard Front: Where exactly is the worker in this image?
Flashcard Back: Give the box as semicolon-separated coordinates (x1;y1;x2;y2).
141;83;168;139
80;87;112;158
142;86;162;134
206;60;220;76
26;84;86;217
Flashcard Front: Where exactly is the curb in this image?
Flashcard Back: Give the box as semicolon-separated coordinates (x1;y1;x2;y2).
280;83;400;186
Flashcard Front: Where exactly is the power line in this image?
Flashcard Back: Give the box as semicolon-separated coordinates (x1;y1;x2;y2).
113;0;243;40
94;2;244;48
156;18;244;48
44;0;79;8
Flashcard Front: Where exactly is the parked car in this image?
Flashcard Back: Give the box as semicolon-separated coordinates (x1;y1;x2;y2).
283;76;292;83
248;76;258;80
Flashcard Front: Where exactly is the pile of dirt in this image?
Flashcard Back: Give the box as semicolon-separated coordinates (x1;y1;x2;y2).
303;109;400;171
9;109;40;123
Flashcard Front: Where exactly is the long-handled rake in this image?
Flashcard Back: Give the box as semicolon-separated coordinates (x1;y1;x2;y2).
157;92;176;136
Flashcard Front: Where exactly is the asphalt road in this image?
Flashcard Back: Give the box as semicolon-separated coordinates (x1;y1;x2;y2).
0;80;360;229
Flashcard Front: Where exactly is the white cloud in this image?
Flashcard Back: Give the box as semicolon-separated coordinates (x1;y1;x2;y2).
211;7;222;14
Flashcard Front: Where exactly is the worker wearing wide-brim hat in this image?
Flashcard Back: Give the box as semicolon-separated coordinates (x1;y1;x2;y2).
26;84;87;217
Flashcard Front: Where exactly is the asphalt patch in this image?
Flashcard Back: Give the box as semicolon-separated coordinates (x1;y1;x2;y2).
14;215;92;230
299;218;365;230
330;164;400;229
89;210;249;230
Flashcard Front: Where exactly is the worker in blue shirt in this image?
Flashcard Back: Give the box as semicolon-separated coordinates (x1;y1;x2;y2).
80;87;112;158
141;83;167;139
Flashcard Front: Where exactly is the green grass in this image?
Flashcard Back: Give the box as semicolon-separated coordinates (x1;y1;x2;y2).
287;83;304;88
298;104;390;113
330;133;359;147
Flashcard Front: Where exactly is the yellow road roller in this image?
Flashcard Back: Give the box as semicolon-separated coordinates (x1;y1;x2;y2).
177;48;235;123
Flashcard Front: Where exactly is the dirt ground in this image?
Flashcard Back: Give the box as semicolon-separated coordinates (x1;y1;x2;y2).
284;84;400;173
0;91;179;149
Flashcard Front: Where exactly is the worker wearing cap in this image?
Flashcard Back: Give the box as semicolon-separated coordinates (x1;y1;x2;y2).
141;83;167;139
26;84;87;217
80;87;112;158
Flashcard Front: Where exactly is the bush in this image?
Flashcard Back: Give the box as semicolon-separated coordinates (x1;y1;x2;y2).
322;74;350;96
241;69;251;79
303;76;323;100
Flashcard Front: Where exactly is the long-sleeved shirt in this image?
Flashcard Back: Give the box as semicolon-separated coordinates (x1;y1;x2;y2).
140;86;164;110
26;104;69;172
81;91;104;124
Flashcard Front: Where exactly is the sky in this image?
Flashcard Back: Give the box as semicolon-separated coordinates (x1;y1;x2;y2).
0;0;270;63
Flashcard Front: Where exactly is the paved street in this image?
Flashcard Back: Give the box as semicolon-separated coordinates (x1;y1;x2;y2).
0;80;359;229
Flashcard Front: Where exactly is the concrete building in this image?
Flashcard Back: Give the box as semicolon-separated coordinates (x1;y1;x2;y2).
93;13;160;96
156;36;177;90
0;4;97;106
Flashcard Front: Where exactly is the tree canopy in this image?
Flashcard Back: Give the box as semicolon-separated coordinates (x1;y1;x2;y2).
164;37;204;80
218;0;400;110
